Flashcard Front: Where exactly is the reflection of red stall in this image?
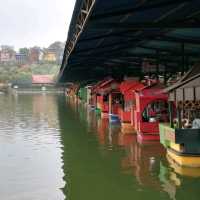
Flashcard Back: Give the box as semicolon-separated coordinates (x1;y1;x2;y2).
133;85;168;142
97;118;109;145
118;132;136;147
120;134;165;188
119;80;144;133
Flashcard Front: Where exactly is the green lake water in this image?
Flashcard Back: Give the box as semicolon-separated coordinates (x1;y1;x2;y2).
0;94;199;200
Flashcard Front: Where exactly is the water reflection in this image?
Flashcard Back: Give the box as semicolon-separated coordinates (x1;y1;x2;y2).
59;98;200;200
3;94;198;200
119;134;165;189
0;94;65;200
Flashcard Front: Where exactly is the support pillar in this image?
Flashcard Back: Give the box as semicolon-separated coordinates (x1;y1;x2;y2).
109;93;112;115
177;107;182;129
169;101;174;128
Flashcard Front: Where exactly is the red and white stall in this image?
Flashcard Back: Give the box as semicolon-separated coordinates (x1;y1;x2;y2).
119;80;144;133
132;84;168;142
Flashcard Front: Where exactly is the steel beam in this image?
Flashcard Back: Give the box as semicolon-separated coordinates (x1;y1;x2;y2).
91;0;190;20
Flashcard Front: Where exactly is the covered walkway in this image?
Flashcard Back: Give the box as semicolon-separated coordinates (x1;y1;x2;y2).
59;0;200;82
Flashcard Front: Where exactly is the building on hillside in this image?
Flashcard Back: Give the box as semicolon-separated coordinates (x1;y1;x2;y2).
38;50;44;63
43;50;57;62
29;47;43;64
0;45;16;64
1;51;11;63
15;53;28;65
45;42;64;64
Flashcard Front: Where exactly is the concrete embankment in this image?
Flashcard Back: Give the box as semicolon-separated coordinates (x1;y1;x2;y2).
11;86;65;94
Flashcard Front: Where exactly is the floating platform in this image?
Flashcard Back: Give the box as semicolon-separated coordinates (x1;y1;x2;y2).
167;154;200;177
167;149;200;168
159;123;200;167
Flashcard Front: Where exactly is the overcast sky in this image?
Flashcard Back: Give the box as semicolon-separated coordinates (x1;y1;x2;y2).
0;0;76;50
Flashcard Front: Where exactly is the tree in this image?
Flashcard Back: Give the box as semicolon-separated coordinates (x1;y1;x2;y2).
19;48;29;55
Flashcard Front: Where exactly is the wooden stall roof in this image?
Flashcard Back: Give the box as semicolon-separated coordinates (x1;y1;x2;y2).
136;84;167;98
95;78;120;95
120;80;143;94
165;64;200;92
92;77;113;92
59;0;200;82
120;80;144;101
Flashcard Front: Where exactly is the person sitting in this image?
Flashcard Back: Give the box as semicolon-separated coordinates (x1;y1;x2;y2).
192;118;200;129
148;106;157;122
182;118;191;128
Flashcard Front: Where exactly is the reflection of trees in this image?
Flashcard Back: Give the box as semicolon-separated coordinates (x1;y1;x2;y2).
97;118;109;145
0;94;59;134
0;64;59;84
32;94;59;128
0;94;64;199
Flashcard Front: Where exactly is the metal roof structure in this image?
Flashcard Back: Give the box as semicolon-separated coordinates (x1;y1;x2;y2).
59;0;200;82
165;64;200;92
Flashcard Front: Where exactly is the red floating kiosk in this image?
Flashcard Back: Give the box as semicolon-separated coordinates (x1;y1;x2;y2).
108;89;121;123
132;82;169;142
119;79;144;134
92;78;120;119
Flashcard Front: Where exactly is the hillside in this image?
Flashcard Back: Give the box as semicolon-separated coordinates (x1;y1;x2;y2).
0;64;60;84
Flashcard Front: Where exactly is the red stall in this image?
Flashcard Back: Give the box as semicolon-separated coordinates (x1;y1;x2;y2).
90;78;111;112
92;78;120;118
119;80;144;133
133;84;169;142
108;90;121;122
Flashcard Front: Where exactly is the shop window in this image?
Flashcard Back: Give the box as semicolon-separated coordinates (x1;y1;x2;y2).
142;100;169;123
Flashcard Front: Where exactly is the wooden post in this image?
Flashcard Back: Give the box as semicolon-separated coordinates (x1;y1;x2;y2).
177;106;182;129
109;93;112;114
95;94;98;109
169;101;174;128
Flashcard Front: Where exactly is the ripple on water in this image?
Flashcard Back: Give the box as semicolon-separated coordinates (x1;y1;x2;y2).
0;94;65;200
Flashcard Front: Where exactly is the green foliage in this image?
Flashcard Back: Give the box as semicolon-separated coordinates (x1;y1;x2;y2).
30;64;60;75
19;48;29;55
0;64;60;84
